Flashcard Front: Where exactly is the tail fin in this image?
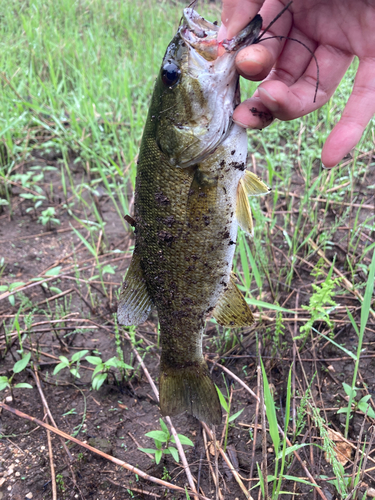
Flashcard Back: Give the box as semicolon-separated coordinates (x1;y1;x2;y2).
159;361;222;425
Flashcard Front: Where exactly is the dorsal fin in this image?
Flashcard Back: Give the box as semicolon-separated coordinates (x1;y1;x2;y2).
243;170;271;196
236;178;253;236
212;274;254;327
117;253;153;325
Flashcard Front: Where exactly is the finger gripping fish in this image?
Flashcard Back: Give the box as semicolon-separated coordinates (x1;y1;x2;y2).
118;8;269;425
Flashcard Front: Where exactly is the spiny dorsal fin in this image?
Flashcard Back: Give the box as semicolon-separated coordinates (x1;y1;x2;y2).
243;170;271;196
117;252;153;325
236;178;253;236
212;274;254;327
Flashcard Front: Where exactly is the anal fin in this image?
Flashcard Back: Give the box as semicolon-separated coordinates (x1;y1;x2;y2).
117;253;153;326
236;178;254;236
212;274;254;327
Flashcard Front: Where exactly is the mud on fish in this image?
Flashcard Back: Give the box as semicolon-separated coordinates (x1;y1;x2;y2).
118;7;270;425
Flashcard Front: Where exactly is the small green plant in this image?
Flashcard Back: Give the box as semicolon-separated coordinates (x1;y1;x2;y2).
0;281;26;306
297;261;340;345
338;382;375;421
138;418;194;464
53;350;89;379
38;207;60;230
216;379;244;452
0;353;33;392
56;473;66;493
85;355;133;390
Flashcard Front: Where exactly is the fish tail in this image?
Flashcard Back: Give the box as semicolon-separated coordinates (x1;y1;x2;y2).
159;360;222;425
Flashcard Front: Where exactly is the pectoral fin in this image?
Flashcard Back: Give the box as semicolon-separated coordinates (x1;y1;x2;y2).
243;170;270;196
212;274;254;327
117;253;153;325
236;178;253;236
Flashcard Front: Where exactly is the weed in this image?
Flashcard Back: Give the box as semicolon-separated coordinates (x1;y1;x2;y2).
85;354;133;390
216;379;244;452
53;349;89;379
138;418;193;465
38;207;60;230
297;260;340;345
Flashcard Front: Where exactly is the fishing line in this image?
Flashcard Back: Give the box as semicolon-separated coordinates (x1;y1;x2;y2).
254;35;320;103
253;1;319;103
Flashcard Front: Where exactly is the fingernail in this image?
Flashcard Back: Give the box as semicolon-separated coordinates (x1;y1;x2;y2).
237;57;263;76
258;87;278;112
233;119;248;129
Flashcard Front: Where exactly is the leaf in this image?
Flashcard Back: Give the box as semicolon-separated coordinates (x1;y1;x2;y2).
14;383;33;389
92;373;107;390
53;363;68;375
145;431;169;443
0;376;10;391
215;385;229;413
260;358;280;453
9;282;25;291
45;266;62;276
155;449;162;464
92;364;105;377
168;446;179;462
13;353;31;373
246;298;291;313
86;356;103;365
49;287;63;295
360;249;375;337
276;443;323;460
159;419;169;436
58;356;70;365
9;295;15;306
69;368;81;378
71;350;89;363
171;434;194;446
102;264;115;274
337;408;350;414
0;285;8;292
282;476;319;488
228;408;244;423
358;401;375;419
342;382;356;398
138;448;156;454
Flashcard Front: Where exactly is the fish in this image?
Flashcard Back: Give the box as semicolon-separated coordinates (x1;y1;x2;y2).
118;7;270;425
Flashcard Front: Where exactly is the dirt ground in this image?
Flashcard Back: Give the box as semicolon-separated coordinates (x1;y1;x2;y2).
1;149;375;500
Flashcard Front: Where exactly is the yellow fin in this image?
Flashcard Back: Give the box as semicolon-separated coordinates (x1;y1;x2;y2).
159;360;222;425
212;274;254;327
236;178;253;236
243;170;270;196
117;253;153;325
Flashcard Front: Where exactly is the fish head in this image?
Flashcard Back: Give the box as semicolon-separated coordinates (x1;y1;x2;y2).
152;8;262;168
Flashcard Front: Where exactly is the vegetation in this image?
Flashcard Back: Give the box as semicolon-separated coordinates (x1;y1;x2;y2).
0;0;374;498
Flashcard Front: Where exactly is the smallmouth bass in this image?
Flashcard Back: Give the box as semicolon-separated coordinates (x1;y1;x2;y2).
118;8;270;425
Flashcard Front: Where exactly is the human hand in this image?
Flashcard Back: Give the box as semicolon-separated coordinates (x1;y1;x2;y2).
219;0;375;168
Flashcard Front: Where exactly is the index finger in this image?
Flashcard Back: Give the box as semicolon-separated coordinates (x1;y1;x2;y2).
219;0;265;41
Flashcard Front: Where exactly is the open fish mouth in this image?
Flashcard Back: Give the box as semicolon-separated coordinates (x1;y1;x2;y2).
181;8;262;62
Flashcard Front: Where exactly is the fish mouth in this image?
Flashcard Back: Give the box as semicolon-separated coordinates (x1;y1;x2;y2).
181;8;262;62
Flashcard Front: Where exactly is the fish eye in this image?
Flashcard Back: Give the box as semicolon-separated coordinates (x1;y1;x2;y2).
161;62;181;88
